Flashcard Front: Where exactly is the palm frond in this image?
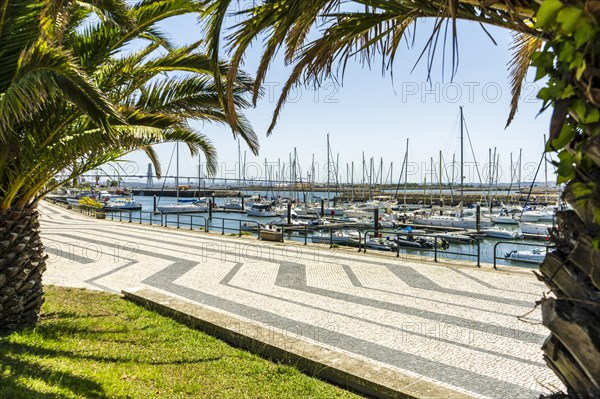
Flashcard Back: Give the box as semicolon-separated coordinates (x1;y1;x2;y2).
205;0;541;134
1;0;257;209
506;32;542;128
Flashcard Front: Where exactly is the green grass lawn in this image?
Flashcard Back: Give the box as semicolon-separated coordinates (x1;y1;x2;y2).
0;286;363;399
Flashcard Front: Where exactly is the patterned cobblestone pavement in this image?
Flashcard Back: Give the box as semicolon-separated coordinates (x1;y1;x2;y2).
39;202;564;398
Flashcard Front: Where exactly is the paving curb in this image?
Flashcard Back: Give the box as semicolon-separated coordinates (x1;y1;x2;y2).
122;287;475;399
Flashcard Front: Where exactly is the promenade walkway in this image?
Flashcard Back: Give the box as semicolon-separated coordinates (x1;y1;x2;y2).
39;202;562;398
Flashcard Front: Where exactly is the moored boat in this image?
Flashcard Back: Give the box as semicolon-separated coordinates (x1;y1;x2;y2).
246;203;277;217
311;230;359;244
477;228;522;239
103;197;142;211
259;225;283;242
519;222;551;238
505;248;547;264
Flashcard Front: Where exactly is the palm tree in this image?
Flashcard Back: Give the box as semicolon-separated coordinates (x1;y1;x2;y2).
0;1;258;334
202;1;600;396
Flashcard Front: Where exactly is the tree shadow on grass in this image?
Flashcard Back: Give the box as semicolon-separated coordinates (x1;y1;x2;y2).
0;352;107;399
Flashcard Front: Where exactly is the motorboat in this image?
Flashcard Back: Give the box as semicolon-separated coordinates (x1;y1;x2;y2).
476;228;522;240
309;218;330;226
156;200;208;213
259;225;283;242
223;198;244;210
413;215;492;229
430;231;472;243
505;248;547;264
241;222;259;231
97;190;113;201
395;226;427;235
491;213;519;225
365;237;396;251
336;216;359;223
344;202;381;218
311;230;359;245
388;234;444;249
270;218;308;227
66;191;95;205
246;203;277;217
103;197;142;211
519;222;551;238
378;220;395;228
388;235;422;248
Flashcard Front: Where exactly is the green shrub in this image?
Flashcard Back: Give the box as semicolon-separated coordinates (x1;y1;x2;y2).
79;196;103;208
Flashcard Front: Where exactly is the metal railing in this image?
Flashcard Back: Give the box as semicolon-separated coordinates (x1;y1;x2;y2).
162;212;207;231
363;230;481;267
48;198;489;269
206;216;260;238
282;224;363;249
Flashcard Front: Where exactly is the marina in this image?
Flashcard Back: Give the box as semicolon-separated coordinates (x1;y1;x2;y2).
47;193;556;268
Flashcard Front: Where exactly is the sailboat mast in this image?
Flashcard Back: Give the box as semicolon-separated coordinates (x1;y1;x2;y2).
311;153;315;200
439;150;443;205
351;161;355;201
430;157;434;206
488;148;492;209
176;142;179;202
327;134;330;204
460;106;464;212
518;148;522;193
451;153;455;205
380;158;384;186
544;134;549;204
404;138;409;209
237;140;241;186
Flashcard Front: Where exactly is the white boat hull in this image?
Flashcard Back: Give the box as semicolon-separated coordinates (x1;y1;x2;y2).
156;204;207;213
491;215;519;225
479;228;521;239
505;249;547;264
246;209;277;217
519;222;551;237
414;216;492;229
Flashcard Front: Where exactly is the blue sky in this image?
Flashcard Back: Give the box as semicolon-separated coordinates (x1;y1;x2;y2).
120;11;553;186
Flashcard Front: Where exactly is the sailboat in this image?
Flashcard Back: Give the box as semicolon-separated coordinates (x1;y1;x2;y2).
413;107;492;229
156;143;208;213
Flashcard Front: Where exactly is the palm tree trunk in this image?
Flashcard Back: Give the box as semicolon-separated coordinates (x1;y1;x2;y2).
538;186;600;397
0;205;46;335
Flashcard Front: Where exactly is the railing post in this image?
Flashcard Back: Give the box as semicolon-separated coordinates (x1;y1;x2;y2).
239;221;242;236
493;241;499;270
477;239;481;268
129;211;132;223
434;237;438;263
304;226;307;245
396;233;400;258
222;218;225;234
329;227;333;248
176;213;180;229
